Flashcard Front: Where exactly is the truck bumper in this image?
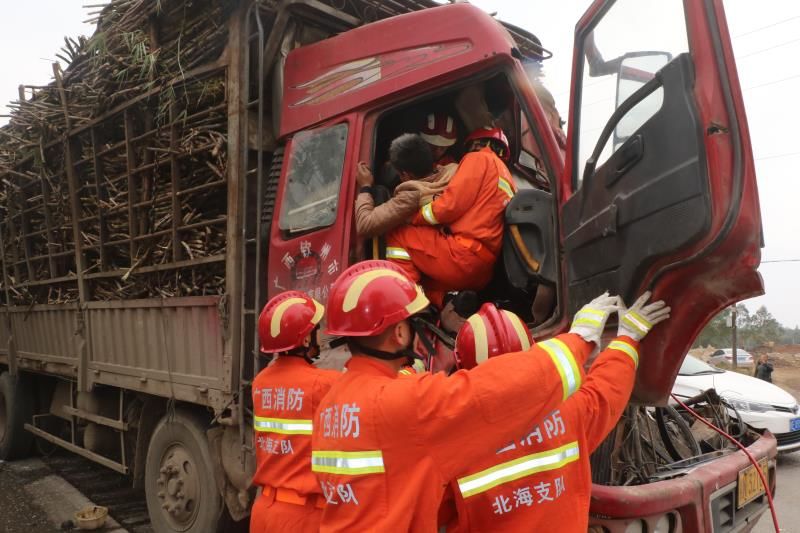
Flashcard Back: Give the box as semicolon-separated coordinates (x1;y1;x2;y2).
589;432;777;532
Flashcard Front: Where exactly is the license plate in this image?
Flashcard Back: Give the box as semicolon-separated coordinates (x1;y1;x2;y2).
737;457;768;509
791;418;800;432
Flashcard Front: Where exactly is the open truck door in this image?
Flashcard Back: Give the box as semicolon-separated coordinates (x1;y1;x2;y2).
562;0;763;404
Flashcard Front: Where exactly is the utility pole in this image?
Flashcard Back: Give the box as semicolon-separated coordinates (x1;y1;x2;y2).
731;306;738;370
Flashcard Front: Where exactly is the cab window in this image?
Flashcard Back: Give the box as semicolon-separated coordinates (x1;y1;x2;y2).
279;123;348;234
574;0;689;188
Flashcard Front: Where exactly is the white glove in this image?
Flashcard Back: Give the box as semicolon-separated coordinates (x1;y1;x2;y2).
569;292;620;345
618;291;671;341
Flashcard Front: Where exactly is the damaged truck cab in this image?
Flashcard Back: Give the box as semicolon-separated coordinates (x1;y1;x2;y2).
0;0;772;532
270;1;772;531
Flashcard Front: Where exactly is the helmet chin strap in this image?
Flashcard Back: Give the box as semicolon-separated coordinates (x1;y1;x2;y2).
284;328;320;364
350;317;440;367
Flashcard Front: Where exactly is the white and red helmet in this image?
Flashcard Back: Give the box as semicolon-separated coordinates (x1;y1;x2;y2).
420;112;457;147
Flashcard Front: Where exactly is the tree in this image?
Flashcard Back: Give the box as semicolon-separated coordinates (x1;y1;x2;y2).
693;304;788;349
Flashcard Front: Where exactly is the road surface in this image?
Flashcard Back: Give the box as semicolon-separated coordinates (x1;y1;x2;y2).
2;450;798;532
753;451;800;533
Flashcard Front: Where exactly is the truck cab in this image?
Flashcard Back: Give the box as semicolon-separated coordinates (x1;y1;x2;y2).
261;0;772;530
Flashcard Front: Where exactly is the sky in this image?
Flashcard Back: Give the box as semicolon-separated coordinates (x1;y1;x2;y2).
1;1;799;327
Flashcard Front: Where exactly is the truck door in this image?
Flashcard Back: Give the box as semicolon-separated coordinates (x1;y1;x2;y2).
562;0;763;403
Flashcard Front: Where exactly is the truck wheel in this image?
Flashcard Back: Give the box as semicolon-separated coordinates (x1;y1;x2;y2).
145;409;224;533
0;371;34;460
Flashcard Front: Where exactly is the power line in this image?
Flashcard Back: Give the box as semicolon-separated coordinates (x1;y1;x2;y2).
755;151;800;162
744;72;800;91
734;15;800;38
761;259;800;264
738;36;800;59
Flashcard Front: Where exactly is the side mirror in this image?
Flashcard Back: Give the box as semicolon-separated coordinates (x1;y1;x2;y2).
614;52;672;144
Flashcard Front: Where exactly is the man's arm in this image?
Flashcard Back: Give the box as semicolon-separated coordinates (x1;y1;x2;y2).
568;336;639;453
411;152;487;226
354;190;419;238
380;333;594;480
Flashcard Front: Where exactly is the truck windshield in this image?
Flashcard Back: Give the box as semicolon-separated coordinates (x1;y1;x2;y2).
279;123;348;234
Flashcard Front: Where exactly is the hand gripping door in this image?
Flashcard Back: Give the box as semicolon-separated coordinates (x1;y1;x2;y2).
562;0;762;403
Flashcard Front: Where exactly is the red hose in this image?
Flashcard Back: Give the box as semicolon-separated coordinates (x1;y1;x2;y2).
670;393;779;532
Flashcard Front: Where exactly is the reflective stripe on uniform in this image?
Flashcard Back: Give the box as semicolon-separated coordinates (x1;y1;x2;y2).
398;368;413;376
622;311;651;337
539;338;582;401
457;441;580;498
608;339;639;368
420;203;438;225
386;247;411;261
467;314;489;365
498;177;514;199
254;416;313;435
311;450;385;475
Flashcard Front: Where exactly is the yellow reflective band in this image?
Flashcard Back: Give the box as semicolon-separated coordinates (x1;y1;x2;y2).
498;177;514;199
501;310;531;350
386;247;411;261
608;340;639;368
398;369;413;375
572;317;602;328
457;441;580;498
539;338;582;401
623;312;651;336
311;450;385;475
254;416;313;435
270;298;308;338
420;203;438;225
311;299;325;325
343;269;429;314
467;314;489;365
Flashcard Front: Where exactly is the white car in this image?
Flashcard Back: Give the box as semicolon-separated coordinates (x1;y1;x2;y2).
707;347;754;368
672;355;800;453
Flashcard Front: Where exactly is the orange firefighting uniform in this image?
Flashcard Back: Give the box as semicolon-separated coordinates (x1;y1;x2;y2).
250;356;340;533
385;147;516;306
310;333;592;532
448;337;640;532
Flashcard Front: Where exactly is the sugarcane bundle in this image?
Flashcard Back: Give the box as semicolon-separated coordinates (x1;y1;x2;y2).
0;0;234;305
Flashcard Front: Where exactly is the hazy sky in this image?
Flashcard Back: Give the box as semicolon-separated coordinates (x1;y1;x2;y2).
2;1;798;327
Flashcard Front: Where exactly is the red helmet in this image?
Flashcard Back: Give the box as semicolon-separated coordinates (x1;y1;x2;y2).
258;291;325;353
454;303;533;369
420;112;457;147
325;260;429;337
465;126;510;161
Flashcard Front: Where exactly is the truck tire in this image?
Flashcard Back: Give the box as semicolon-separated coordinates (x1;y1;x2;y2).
145;409;224;533
0;371;34;460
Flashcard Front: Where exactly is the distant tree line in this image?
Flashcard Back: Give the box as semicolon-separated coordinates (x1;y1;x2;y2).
693;304;800;349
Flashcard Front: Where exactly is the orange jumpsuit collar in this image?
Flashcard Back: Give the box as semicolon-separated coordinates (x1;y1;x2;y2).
344;355;399;379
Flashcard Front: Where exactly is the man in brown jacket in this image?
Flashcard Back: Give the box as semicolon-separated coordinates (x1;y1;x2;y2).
354;133;457;239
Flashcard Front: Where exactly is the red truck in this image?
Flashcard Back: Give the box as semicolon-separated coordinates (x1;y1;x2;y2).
0;0;774;532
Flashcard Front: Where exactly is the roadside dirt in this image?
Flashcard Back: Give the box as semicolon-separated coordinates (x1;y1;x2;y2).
690;345;800;399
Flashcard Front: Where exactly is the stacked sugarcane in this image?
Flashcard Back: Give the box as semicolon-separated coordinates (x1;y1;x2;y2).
0;0;234;305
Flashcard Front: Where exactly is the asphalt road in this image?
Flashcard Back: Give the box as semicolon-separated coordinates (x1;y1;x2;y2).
2;451;799;532
753;451;800;533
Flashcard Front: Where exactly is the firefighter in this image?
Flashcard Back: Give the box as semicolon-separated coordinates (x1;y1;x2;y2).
311;259;620;531
419;111;459;165
384;127;514;307
250;291;341;533
446;293;670;532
